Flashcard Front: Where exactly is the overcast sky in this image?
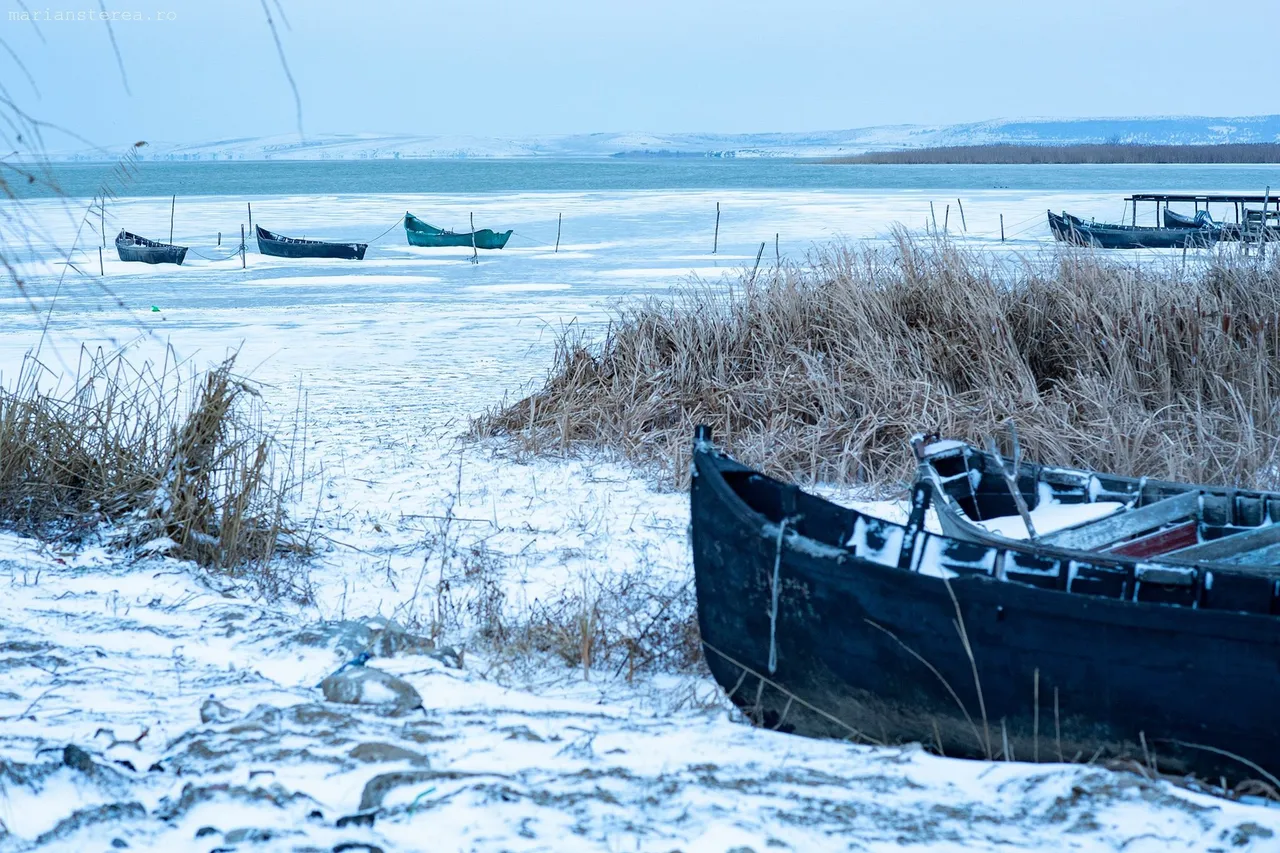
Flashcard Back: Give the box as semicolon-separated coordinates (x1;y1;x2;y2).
3;0;1277;146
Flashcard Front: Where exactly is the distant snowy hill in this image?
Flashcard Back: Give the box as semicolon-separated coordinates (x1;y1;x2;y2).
62;115;1280;161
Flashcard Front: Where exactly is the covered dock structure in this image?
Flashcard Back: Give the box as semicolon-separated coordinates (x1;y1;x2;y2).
1125;192;1279;228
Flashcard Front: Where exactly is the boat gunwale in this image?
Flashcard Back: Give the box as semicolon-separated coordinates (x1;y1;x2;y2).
693;441;1280;632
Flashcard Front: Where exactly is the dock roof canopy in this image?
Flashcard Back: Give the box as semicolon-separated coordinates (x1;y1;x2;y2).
1127;193;1279;204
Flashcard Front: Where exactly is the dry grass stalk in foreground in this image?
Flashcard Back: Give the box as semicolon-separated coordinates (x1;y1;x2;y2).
0;349;309;596
390;503;701;680
475;234;1280;490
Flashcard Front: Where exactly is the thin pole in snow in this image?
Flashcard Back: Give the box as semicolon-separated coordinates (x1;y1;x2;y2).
217;231;221;247
98;246;103;276
241;224;246;268
470;212;478;263
1000;214;1005;243
169;194;175;244
751;241;765;282
956;198;967;232
944;204;950;232
555;212;561;253
99;196;105;247
775;232;780;265
248;202;253;236
930;201;937;232
713;202;720;254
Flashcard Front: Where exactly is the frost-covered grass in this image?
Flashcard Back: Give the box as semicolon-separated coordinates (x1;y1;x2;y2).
477;233;1280;491
0;349;307;592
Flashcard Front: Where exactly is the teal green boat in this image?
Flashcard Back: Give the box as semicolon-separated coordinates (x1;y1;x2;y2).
404;212;513;249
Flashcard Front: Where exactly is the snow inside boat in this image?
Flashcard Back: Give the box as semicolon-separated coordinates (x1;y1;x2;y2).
914;436;1280;567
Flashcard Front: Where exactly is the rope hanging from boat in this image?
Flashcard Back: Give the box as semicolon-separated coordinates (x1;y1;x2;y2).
768;517;790;675
363;214;406;244
187;246;246;262
510;231;556;248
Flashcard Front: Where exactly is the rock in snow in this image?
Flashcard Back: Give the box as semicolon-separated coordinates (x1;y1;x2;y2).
320;666;424;716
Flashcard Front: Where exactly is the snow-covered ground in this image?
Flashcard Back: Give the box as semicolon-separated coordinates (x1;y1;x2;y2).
0;188;1276;851
60;113;1280;161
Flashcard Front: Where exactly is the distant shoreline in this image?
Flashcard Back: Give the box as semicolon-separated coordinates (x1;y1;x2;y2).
831;143;1280;165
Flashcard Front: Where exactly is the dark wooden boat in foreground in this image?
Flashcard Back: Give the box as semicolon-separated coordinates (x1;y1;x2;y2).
1048;211;1216;249
691;426;1279;783
255;226;367;260
115;230;187;265
404;212;512;250
914;436;1280;566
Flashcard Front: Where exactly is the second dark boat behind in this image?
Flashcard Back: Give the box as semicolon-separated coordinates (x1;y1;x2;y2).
255;226;367;260
1161;208;1265;242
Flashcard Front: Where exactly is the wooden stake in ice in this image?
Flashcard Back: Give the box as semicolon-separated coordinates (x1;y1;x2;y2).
713;202;720;254
1000;214;1005;242
470;212;478;263
248;202;253;236
99;246;103;276
957;198;967;232
555;212;561;253
240;224;246;269
930;201;937;232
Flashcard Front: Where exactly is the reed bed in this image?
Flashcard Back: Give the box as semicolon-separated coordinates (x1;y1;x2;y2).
475;234;1280;491
835;142;1280;165
0;349;309;595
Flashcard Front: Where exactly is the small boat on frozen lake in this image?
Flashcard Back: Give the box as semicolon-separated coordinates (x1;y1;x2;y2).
404;212;512;250
115;230;187;265
1048;211;1216;249
690;425;1280;783
255;226;367;260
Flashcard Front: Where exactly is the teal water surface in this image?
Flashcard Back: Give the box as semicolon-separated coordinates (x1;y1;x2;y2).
10;159;1280;199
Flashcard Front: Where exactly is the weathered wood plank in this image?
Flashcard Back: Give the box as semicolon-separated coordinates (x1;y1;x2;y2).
1165;522;1280;563
1040;491;1201;551
1106;520;1199;558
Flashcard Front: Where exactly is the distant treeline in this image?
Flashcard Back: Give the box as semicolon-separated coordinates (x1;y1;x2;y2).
834;143;1280;165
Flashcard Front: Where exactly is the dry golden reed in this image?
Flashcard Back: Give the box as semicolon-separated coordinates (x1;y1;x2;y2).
0;349;309;595
475;233;1280;491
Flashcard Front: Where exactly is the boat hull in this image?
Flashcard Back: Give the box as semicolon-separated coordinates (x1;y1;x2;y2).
1048;211;1216;249
255;226;367;260
691;441;1280;783
404;212;512;249
114;231;187;265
